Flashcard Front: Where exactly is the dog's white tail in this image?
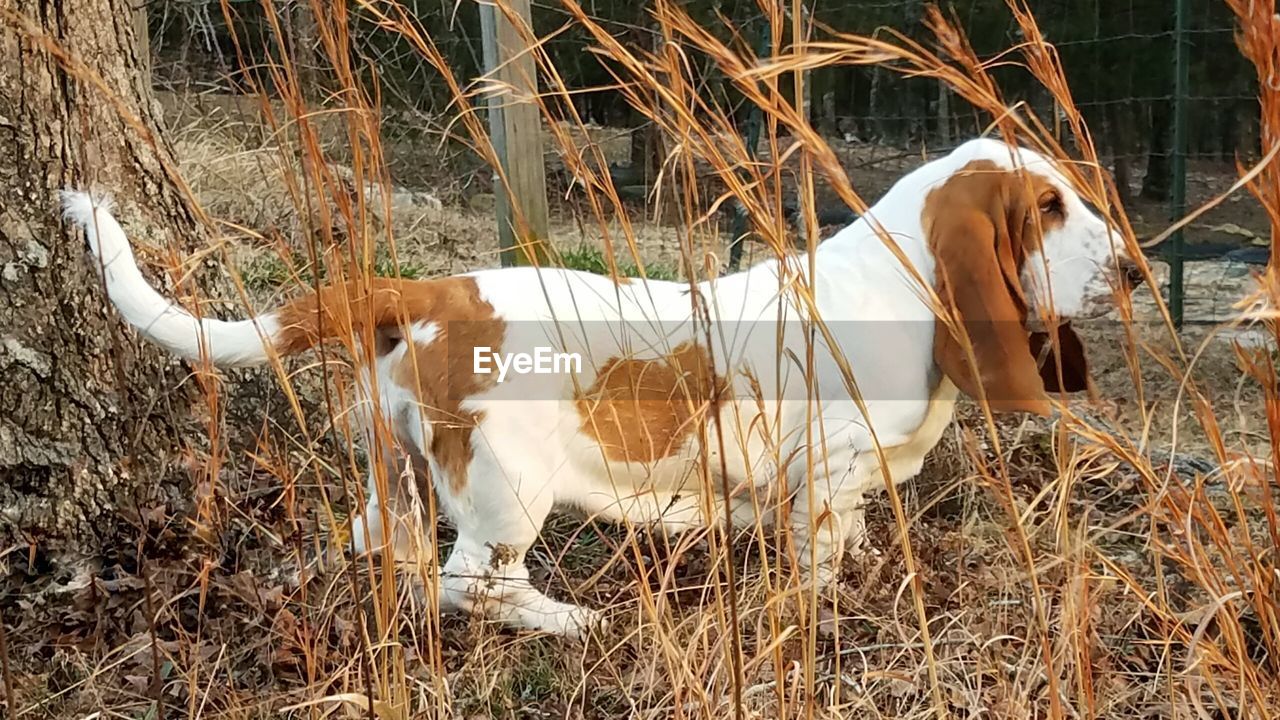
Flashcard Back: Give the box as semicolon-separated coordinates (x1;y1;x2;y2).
62;191;279;367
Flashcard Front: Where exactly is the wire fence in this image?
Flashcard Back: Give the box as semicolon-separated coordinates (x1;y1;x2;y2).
149;0;1264;325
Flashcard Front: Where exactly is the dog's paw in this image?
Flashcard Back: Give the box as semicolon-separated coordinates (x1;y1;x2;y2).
560;606;609;641
522;602;607;641
348;513;382;556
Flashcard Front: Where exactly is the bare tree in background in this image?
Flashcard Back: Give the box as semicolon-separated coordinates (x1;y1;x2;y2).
0;0;213;548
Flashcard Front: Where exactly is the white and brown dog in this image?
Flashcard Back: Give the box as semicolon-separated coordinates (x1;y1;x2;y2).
64;138;1139;637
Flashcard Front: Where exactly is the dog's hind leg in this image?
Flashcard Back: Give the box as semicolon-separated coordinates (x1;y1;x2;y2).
348;356;428;561
435;442;602;638
349;442;421;561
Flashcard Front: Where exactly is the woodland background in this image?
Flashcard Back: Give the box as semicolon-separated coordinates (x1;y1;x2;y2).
162;0;1257;206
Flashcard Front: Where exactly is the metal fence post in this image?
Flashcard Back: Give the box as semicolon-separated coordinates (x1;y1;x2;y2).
1170;0;1190;328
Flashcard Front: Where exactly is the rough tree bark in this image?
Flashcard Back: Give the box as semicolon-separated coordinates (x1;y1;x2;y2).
0;0;211;548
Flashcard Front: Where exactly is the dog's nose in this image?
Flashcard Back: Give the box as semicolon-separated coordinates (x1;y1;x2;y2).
1120;259;1146;290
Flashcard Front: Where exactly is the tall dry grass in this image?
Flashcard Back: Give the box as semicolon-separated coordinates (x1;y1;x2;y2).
8;0;1278;717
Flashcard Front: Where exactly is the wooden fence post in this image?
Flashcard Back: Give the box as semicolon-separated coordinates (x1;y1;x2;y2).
480;0;550;266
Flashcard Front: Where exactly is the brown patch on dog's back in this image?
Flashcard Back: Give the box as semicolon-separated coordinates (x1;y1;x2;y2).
273;277;485;352
273;276;503;492
575;342;726;464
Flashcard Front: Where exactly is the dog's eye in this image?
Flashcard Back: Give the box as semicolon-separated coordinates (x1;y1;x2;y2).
1039;191;1064;217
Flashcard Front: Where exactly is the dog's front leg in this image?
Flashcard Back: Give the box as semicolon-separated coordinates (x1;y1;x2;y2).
787;462;873;590
436;443;605;639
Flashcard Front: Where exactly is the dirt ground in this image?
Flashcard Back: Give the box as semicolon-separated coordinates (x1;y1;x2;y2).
3;91;1275;718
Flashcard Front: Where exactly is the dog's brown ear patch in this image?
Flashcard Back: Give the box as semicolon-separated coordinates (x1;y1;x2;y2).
927;161;1051;415
1029;322;1090;394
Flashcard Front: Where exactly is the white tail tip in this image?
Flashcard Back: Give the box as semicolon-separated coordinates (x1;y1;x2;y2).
60;190;114;227
61;189;124;263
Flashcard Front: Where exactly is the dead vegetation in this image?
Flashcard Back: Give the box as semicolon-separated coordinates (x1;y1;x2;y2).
1;0;1277;718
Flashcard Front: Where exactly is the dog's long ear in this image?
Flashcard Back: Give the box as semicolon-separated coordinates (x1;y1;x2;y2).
1030;322;1090;394
928;164;1052;415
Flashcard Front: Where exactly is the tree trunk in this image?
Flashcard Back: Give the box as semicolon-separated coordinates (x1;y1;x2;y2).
819;89;837;139
626;23;665;192
936;82;952;146
288;0;320;99
1219;99;1240;162
869;65;886;143
1141;101;1173;201
0;0;211;547
813;66;836;138
1106;101;1134;206
627;120;664;188
132;0;148;78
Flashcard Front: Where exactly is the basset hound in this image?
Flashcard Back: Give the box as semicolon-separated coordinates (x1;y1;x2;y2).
64;138;1141;637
